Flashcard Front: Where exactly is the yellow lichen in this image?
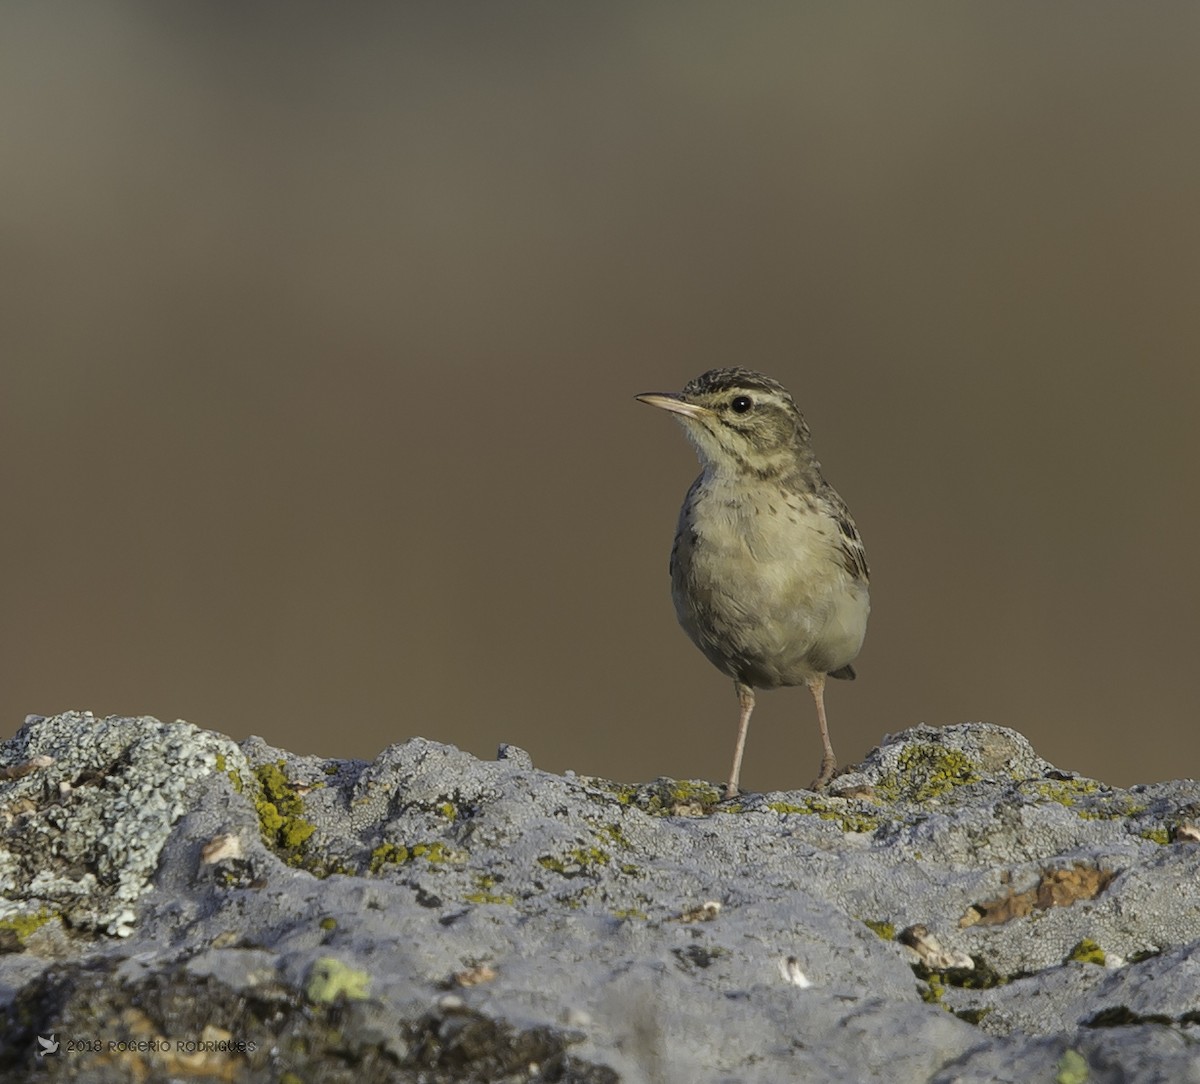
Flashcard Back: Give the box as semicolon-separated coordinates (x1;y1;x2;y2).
1065;938;1106;966
252;761;317;860
768;798;880;833
878;743;981;802
863;919;896;940
369;840;460;873
305;957;371;1003
538;846;611;874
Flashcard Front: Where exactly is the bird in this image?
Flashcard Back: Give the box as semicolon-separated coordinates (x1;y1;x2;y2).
635;368;870;798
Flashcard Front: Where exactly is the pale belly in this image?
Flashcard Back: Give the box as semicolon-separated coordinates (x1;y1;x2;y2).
670;497;870;689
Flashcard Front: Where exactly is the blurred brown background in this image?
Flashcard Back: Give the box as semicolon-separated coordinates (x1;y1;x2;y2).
2;4;1197;790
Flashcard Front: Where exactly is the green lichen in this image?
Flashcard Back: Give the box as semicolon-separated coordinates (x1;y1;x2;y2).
369;842;410;871
1028;779;1149;823
1055;1048;1090;1084
1066;938;1106;966
912;956;1007;991
598;782;637;806
595;778;723;816
596;823;633;849
305;957;371;1003
411;842;454;863
319;917;338;931
863;919;896;941
593;823;641;874
768;798;880;834
1029;779;1099;807
538;846;612;875
1077;792;1146;819
253;761;317;860
919;975;946;1004
611;907;648;920
879;743;981;802
0;909;53;947
1139;826;1171;845
464;873;513;904
645;779;723;815
215;752;246;794
919;965;1003;1014
223;761;245;794
368;840;459;873
955;1007;993;1026
438;801;458;820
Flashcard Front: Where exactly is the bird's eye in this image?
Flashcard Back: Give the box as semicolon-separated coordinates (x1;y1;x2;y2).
730;396;753;414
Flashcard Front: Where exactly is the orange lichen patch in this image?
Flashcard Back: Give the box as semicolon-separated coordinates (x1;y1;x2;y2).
960;863;1116;928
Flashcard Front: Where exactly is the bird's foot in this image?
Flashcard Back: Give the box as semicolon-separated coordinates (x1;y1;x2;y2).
809;756;837;791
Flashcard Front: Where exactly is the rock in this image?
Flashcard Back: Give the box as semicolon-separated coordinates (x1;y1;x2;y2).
0;714;1198;1082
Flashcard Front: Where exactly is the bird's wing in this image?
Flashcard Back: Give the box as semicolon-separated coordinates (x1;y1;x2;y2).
821;483;870;584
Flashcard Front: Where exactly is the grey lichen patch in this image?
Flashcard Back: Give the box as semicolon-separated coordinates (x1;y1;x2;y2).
0;712;243;935
672;943;727;971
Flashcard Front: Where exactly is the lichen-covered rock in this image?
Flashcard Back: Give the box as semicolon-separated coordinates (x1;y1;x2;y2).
0;712;243;936
1;713;1200;1082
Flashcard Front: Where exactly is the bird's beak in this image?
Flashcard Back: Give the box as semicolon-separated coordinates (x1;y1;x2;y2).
635;392;714;420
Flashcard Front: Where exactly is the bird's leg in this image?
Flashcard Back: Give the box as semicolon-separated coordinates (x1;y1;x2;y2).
806;673;837;790
726;681;756;799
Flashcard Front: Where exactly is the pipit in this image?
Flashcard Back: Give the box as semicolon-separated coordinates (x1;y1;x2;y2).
636;368;870;797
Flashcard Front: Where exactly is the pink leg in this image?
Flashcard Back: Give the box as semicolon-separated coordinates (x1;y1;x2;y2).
807;673;837;789
727;681;755;799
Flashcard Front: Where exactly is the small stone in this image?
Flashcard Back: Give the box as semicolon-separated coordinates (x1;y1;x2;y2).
496;744;534;768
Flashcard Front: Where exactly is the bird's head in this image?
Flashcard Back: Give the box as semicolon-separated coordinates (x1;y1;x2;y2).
636;367;816;481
